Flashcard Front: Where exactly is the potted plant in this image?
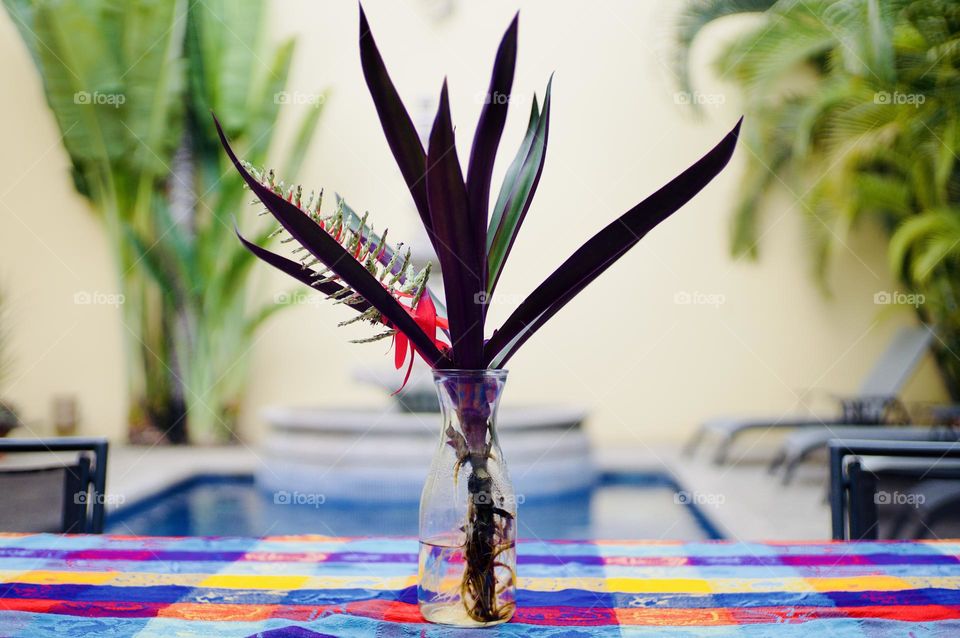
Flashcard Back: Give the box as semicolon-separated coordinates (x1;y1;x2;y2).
217;6;740;627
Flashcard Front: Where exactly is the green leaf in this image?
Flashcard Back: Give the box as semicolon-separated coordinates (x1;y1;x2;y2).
117;0;186;177
189;0;265;134
11;2;126;174
244;37;296;165
123;225;185;307
243;298;292;337
889;211;960;282
913;236;960;283
672;0;778;99
486;80;552;295
714;9;836;98
281;89;328;178
487;95;538;248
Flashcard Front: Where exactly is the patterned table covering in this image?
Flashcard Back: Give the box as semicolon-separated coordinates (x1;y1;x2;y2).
0;534;958;636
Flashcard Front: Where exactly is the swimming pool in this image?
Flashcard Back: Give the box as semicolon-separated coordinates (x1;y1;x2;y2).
106;472;724;540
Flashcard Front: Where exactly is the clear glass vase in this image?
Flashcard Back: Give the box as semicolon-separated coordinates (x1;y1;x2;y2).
418;369;516;627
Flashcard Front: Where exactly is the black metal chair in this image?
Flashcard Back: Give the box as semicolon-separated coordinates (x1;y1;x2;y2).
829;439;960;540
772;424;958;485
0;438;108;533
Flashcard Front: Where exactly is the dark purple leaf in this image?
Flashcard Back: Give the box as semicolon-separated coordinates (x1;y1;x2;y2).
485;118;743;367
234;227;372;314
465;12;518;290
215;114;447;368
358;5;433;237
426;81;485;368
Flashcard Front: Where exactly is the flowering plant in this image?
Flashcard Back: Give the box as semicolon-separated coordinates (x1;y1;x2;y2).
216;8;740;382
215;6;740;625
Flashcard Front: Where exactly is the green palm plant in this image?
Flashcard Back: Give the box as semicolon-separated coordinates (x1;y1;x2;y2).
4;0;322;441
4;0;185;438
124;1;323;443
676;0;960;399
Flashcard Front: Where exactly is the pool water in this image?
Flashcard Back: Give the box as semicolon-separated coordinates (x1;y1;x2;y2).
106;473;723;540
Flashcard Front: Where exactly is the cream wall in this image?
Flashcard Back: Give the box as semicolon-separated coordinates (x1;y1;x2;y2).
0;1;945;445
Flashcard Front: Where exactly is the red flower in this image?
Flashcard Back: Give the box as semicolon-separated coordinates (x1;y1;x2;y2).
390;293;448;393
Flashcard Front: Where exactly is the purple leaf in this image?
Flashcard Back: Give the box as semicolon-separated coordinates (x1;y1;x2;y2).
215;114;447;368
234;227;372;314
465;12;518;295
359;6;433;238
426;81;485;368
485;118;743;367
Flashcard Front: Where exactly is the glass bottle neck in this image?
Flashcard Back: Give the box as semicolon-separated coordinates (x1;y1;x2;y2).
433;370;508;455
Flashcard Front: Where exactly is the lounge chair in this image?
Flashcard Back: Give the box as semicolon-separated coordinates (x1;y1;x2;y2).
684;325;934;464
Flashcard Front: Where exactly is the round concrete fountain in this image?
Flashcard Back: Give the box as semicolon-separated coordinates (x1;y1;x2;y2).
256;367;594;502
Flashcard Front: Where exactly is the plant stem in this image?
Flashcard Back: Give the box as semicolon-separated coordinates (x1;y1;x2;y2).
464;454;497;620
438;375;515;624
460;450;513;622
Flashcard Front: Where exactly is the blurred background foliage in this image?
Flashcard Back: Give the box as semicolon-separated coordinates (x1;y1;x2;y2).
2;0;322;442
677;0;960;399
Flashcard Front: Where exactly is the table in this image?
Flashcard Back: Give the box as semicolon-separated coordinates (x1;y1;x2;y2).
0;534;958;636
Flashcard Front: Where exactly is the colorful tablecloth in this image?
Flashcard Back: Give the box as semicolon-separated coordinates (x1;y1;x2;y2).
0;534;958;636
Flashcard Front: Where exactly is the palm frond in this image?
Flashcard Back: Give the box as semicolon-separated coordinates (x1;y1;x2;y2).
890;209;960;283
713;6;836;98
673;0;779;98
